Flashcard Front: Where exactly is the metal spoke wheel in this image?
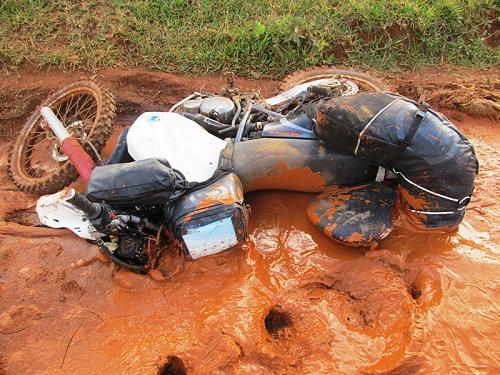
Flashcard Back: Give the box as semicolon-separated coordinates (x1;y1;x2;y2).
9;81;116;195
280;67;389;95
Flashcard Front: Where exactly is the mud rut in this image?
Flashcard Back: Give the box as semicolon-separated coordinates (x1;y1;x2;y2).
0;67;498;374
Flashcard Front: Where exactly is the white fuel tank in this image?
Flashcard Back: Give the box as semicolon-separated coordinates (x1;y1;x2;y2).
127;112;227;183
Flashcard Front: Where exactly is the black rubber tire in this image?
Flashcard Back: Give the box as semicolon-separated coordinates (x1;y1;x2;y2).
279;66;389;93
9;80;116;195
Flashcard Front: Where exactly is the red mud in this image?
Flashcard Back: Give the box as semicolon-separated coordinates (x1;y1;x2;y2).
249;161;327;193
0;67;499;374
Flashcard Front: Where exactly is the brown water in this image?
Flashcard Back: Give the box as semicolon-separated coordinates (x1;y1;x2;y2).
0;66;499;374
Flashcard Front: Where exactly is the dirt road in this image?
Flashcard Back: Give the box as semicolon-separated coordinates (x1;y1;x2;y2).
0;66;498;374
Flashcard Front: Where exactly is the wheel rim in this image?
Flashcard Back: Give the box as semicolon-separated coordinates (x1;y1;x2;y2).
19;89;98;180
290;73;384;94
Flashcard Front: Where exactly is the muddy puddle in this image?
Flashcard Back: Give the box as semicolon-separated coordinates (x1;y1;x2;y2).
0;68;499;374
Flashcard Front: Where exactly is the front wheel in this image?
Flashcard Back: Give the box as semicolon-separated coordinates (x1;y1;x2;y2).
9;80;116;195
280;67;389;94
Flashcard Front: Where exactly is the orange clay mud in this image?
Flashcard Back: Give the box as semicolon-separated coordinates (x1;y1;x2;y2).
0;68;498;374
249;161;327;193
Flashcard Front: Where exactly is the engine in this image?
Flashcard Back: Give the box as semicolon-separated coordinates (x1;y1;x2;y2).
179;96;236;124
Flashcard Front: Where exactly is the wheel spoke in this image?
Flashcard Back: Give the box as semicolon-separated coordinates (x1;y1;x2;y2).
67;95;95;125
62;94;78;124
76;102;97;124
76;94;92;116
73;95;94;122
69;94;84;122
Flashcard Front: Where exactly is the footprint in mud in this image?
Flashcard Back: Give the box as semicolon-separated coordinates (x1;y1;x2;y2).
0;87;49;123
4;208;41;227
263;307;308;368
264;307;294;341
180;333;245;374
158;356;187;375
21;265;51;284
157;252;441;374
60;280;83;296
0;355;5;375
262;253;439;373
409;267;443;309
0;304;41;334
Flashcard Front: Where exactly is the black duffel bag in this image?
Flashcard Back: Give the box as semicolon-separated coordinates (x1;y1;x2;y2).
86;158;190;207
310;92;479;228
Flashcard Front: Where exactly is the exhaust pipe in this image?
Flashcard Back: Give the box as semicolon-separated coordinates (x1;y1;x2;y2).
40;107;95;183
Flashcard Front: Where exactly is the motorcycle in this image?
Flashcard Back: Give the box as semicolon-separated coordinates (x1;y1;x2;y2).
8;69;387;273
9;68;477;273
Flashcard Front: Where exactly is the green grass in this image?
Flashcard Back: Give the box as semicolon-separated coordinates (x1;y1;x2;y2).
0;0;498;77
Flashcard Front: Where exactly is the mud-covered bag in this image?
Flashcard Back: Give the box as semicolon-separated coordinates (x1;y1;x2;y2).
312;92;478;228
86;158;189;207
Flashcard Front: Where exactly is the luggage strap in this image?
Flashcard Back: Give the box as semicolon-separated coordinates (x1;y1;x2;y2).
219;143;234;172
392;168;472;213
395;102;429;157
354;99;400;156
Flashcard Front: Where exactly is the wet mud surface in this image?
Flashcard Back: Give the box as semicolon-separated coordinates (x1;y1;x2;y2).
0;67;499;374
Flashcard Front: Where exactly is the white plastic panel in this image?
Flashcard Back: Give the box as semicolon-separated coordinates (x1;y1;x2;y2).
127;112;227;183
36;190;99;240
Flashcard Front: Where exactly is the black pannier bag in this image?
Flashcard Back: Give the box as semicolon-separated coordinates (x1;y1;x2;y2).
311;92;479;228
86;158;189;207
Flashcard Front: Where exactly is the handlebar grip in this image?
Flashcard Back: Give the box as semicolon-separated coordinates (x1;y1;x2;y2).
66;189;103;220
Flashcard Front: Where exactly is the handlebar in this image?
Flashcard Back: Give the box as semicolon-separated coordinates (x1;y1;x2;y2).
65;188;103;220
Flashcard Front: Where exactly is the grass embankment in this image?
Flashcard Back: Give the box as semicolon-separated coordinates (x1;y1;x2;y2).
0;0;498;77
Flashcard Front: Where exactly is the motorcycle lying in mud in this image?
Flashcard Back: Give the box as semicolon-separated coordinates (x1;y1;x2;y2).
8;69;478;273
